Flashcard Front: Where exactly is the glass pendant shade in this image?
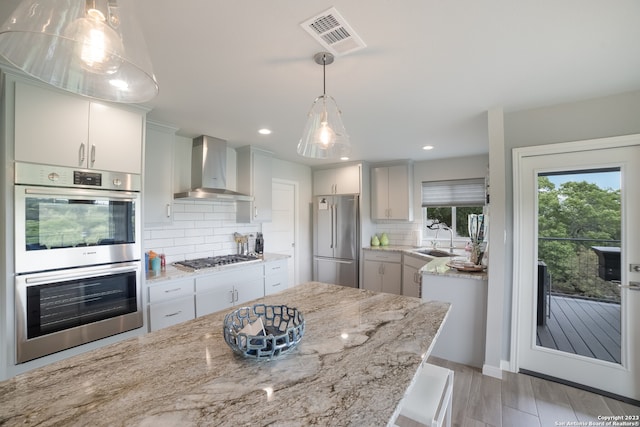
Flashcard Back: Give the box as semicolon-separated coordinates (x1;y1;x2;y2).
297;52;351;159
298;94;350;159
0;0;158;103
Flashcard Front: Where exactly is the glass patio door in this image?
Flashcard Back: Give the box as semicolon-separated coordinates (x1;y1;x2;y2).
514;137;640;402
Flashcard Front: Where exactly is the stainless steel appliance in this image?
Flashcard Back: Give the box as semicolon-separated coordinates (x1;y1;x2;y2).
14;162;143;363
174;254;261;272
15;262;141;363
14;162;141;272
313;195;359;287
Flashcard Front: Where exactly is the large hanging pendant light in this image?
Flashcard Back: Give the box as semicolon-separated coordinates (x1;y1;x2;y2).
297;52;351;159
0;0;158;103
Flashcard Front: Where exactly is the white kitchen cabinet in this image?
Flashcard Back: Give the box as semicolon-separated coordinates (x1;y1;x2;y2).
147;278;195;332
14;80;144;173
313;164;360;195
363;251;402;295
144;122;177;226
402;254;430;298
195;265;264;316
264;258;288;295
421;273;487;368
371;163;413;221
236;146;272;223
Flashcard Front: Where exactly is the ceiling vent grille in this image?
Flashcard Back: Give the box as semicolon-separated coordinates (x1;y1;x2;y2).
300;7;366;56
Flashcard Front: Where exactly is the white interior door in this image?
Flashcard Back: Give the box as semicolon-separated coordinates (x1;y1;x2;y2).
514;135;640;402
262;180;296;286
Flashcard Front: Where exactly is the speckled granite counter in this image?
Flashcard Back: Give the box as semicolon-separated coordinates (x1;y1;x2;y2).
0;282;450;427
421;257;488;281
146;252;290;284
364;246;487;281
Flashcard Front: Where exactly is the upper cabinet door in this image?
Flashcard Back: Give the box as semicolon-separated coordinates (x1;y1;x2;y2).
89;103;144;174
371;163;413;221
13;80;144;174
236;146;272;223
334;165;360;194
371;166;389;219
313;164;361;195
15;81;90;168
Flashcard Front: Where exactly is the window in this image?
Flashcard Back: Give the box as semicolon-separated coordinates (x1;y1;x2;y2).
422;178;485;238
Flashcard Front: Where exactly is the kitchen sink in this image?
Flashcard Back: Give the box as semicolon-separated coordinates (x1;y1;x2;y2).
414;249;456;257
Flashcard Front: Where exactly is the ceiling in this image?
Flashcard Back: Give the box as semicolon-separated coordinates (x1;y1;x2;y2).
1;1;639;166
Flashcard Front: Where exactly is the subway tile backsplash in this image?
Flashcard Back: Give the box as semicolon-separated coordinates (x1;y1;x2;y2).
371;221;423;247
143;200;260;263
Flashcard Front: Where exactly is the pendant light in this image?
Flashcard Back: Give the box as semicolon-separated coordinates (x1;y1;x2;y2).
297;52;351;159
0;0;158;103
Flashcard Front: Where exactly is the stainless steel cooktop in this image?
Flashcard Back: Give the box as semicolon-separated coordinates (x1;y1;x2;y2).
173;254;260;271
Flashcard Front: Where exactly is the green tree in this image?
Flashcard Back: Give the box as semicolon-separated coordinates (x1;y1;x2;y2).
537;176;621;301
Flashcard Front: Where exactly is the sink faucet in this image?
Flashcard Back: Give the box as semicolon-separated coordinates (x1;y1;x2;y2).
442;225;454;251
427;220;454;251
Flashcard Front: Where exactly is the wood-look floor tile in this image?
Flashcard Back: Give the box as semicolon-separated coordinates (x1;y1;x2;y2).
461;416;488;427
467;370;502;427
529;375;578;427
501;370;538;416
564;385;615;421
501;405;541;427
604;398;640;416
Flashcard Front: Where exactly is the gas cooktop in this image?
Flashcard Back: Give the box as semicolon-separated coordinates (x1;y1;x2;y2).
173;254;260;271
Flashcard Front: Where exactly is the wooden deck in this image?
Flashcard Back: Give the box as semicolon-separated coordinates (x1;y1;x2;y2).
536;294;621;364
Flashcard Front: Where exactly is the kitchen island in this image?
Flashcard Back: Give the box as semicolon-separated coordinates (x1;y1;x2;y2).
0;282;450;427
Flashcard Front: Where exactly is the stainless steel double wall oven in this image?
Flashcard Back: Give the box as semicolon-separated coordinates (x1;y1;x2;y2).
14;162;143;363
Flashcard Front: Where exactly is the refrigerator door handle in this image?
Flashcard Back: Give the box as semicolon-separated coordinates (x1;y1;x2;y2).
330;204;334;248
332;204;340;248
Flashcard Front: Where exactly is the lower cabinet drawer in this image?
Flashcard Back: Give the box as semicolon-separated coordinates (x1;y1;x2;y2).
148;297;195;332
265;271;288;295
148;278;194;303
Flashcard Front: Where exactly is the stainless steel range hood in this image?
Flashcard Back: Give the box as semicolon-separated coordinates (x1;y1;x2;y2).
173;135;254;201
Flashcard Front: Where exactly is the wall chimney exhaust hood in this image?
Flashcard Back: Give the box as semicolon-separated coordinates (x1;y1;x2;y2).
174;135;254;202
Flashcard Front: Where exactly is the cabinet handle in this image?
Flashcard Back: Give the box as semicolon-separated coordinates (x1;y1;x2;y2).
163;288;181;293
90;144;96;165
79;143;85;164
271;266;281;270
272;282;281;287
228;290;234;304
254;206;258;218
234;288;239;302
164;311;182;318
166;204;171;218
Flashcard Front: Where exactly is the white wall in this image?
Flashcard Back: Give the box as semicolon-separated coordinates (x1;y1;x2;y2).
500;90;640;364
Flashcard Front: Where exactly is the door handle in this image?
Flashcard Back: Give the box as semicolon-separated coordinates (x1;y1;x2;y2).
90;144;96;165
79;143;85;164
619;281;640;291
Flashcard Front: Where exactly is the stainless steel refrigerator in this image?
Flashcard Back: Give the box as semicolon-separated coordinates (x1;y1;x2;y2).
313;195;359;288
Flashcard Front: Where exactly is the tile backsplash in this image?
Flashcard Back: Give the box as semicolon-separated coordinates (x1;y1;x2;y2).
371;221;423;247
143;200;260;263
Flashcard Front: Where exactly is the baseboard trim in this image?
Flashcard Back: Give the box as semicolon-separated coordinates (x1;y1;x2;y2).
482;364;503;379
520;369;640;407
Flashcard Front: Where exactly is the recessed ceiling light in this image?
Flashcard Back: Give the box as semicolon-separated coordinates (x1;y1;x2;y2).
258;128;272;135
422;145;434;151
340;156;350;161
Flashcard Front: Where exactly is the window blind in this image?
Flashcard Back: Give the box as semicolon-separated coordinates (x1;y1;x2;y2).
421;178;486;207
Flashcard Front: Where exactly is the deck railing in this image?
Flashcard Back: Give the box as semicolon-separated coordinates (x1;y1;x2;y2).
538;237;621;304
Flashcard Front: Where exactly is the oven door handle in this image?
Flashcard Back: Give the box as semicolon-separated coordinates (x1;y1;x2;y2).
23;187;138;200
24;264;139;285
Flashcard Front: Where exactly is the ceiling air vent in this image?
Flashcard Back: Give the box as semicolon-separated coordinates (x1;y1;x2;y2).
300;7;366;56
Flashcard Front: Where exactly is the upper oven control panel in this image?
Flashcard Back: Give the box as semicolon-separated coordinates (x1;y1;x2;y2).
14;162;141;192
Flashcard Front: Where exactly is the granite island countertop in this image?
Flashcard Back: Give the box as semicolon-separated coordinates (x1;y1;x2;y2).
0;282;450;427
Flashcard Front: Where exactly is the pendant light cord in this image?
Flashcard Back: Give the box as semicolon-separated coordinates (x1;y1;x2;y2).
322;53;326;96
